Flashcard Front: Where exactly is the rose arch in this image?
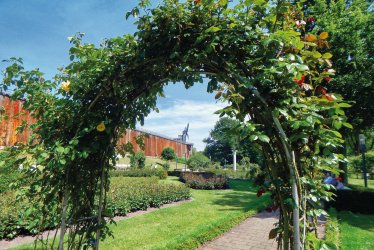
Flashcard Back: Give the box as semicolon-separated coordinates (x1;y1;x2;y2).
1;1;350;249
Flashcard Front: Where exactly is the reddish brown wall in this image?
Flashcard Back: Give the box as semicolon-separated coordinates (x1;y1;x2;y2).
1;94;192;158
0;95;34;147
118;129;192;158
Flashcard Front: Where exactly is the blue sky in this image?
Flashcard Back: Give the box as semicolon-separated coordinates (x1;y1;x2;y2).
0;0;224;150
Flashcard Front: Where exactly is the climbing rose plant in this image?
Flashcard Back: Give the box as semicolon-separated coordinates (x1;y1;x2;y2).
0;0;350;249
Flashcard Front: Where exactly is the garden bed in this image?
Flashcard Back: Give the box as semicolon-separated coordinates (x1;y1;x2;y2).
180;172;229;189
0;177;191;240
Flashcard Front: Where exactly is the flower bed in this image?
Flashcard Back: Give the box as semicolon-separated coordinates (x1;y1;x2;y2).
0;177;190;240
107;177;191;215
180;172;229;190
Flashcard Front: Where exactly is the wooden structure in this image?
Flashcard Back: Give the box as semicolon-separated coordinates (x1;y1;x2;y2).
0;94;193;157
118;128;193;158
0;94;35;147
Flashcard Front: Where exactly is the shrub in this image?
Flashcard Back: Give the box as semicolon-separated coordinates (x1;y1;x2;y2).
180;172;229;189
162;162;170;171
130;151;146;168
110;168;168;179
326;187;374;214
205;168;249;179
187;152;210;171
161;147;176;161
107;177;191;215
347;150;374;178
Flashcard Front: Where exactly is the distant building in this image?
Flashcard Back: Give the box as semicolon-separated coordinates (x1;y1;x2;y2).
0;94;193;157
118;128;193;158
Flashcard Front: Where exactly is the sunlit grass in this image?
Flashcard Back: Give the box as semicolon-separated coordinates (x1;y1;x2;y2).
13;178;269;250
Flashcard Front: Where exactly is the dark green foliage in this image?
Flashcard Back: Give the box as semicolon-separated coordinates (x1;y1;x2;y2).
107;177;191;215
327;188;374;214
130;151;146;168
187;152;210;171
347;150;374;176
0;151;20;193
161;147;176;161
180;172;229;190
110;168;168;179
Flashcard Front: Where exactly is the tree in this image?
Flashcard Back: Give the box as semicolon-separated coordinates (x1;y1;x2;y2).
161;147;176;161
204;117;263;166
0;1;349;249
309;0;374;153
130;151;146;168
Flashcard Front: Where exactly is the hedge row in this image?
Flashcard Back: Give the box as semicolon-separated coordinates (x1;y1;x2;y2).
107;177;191;215
110;168;168;179
327;187;374;214
180;172;229;190
0;177;191;240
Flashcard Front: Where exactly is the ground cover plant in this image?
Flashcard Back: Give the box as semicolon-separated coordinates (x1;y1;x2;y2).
180;172;229;190
13;178;270;250
0;0;352;248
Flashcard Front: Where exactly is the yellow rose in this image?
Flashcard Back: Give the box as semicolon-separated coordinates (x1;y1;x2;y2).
305;34;317;42
61;81;71;92
96;122;106;132
319;32;329;40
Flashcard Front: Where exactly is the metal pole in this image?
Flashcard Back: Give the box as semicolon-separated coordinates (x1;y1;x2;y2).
233;149;237;172
359;134;368;188
362;150;368;188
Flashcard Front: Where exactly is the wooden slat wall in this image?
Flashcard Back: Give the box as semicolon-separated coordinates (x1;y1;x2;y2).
1;94;192;157
117;129;192;158
0;95;34;147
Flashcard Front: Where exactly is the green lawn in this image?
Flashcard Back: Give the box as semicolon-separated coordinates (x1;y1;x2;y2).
348;178;374;189
117;156;171;166
339;211;374;250
13;178;269;250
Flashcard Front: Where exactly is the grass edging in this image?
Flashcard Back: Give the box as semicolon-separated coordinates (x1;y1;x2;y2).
324;208;341;250
169;205;267;250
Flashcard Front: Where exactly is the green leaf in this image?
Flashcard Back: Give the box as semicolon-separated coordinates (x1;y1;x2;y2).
322;53;333;59
258;134;270;143
312;51;322;58
343;122;353;129
56;147;65;154
206;26;221;33
332;120;342;130
249;135;258;141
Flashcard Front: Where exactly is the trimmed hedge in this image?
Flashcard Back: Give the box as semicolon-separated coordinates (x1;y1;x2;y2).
180;172;229;189
110;168;168;179
108;177;191;215
327;187;374;214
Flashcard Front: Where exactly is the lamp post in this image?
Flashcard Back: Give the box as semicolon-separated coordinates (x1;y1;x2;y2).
359;134;368;188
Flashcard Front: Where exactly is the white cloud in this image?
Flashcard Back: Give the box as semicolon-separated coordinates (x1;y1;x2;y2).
139;99;227;151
